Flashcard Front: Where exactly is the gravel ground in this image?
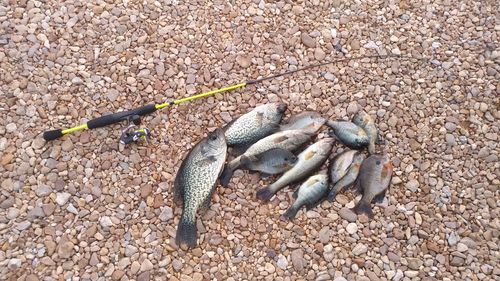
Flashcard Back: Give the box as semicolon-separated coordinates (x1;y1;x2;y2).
1;0;499;280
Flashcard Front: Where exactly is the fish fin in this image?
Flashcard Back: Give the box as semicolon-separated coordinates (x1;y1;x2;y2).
352;199;374;218
221;118;237;133
327;187;337;202
173;156;189;206
273;135;289;143
231;143;252;156
260;172;272;179
352;178;363;194
220;165;235;187
373;190;387;203
175;212;198;248
292;187;299;199
199;190;215;215
256;186;274;202
281;205;300;220
305;197;324;211
195;155;217;166
376;134;385;145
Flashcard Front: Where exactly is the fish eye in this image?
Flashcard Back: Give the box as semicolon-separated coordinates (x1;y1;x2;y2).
376;160;381;165
209;134;217;141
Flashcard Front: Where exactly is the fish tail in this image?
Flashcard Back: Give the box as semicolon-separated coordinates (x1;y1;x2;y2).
368;143;376;154
219;159;240;187
256;185;275;202
327;188;337;202
352;199;374;218
281;204;300;220
175;212;198;248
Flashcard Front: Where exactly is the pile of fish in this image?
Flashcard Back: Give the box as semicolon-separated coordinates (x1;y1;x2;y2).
173;103;393;248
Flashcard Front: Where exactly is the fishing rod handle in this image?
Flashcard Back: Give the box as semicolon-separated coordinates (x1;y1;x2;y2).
87;104;157;129
43;104;157;141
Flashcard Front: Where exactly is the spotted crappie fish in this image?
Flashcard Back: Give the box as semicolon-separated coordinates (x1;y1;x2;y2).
173;129;227;248
223;103;287;149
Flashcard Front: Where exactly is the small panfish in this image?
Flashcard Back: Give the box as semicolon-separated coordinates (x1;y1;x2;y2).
173;129;227;248
219;129;314;186
280;111;326;133
326;120;370;149
256;138;335;202
327;153;366;201
352;154;393;217
328;149;358;183
352;110;378;154
238;148;298;175
282;174;329;220
223;103;287;148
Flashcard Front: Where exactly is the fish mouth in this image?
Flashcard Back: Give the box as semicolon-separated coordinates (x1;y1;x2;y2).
276;103;288;113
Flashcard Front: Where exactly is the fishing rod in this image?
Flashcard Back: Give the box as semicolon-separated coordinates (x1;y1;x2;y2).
43;54;426;144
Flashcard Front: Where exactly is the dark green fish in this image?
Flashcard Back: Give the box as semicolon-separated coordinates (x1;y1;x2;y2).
280;111;326;134
282;173;329;220
256;138;335;202
223;103;287;148
326;120;369;149
220;129;313;186
352;154;393;218
174;129;227;248
327;153;366;201
352;110;379;154
239;148;298;175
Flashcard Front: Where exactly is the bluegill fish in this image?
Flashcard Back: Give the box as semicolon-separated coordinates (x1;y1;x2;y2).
173;129;227;248
282;173;329;220
326;120;369;149
219;129;313;186
280;111;326;134
328;149;358;183
256;138;335;202
352;154;393;217
223;103;287;148
327;153;366;201
238;148;298;175
352;110;378;154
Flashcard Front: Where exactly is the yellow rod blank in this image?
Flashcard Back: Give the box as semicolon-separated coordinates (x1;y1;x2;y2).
155;82;247;110
62;124;88;134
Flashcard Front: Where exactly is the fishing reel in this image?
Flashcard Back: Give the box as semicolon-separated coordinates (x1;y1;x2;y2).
119;115;151;145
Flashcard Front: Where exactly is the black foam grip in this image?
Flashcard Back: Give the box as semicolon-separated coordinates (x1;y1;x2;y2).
43;129;64;141
87;104;157;129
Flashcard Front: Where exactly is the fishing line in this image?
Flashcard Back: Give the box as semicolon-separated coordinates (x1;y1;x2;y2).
42;53;431;143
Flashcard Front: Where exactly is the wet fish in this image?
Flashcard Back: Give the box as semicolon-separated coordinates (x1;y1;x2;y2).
328;149;358;183
352;110;378;154
326;120;369;149
280;111;326;133
219;129;314;186
238;148;297;175
173;129;227;248
256;138;335;202
352;154;393;217
282;173;329;220
327;153;366;201
223;103;287;148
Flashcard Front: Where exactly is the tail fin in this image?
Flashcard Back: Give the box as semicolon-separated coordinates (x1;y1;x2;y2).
175;213;198;248
352;199;374;218
281;205;300;220
327;189;337;202
219;159;240;187
256;186;274;202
